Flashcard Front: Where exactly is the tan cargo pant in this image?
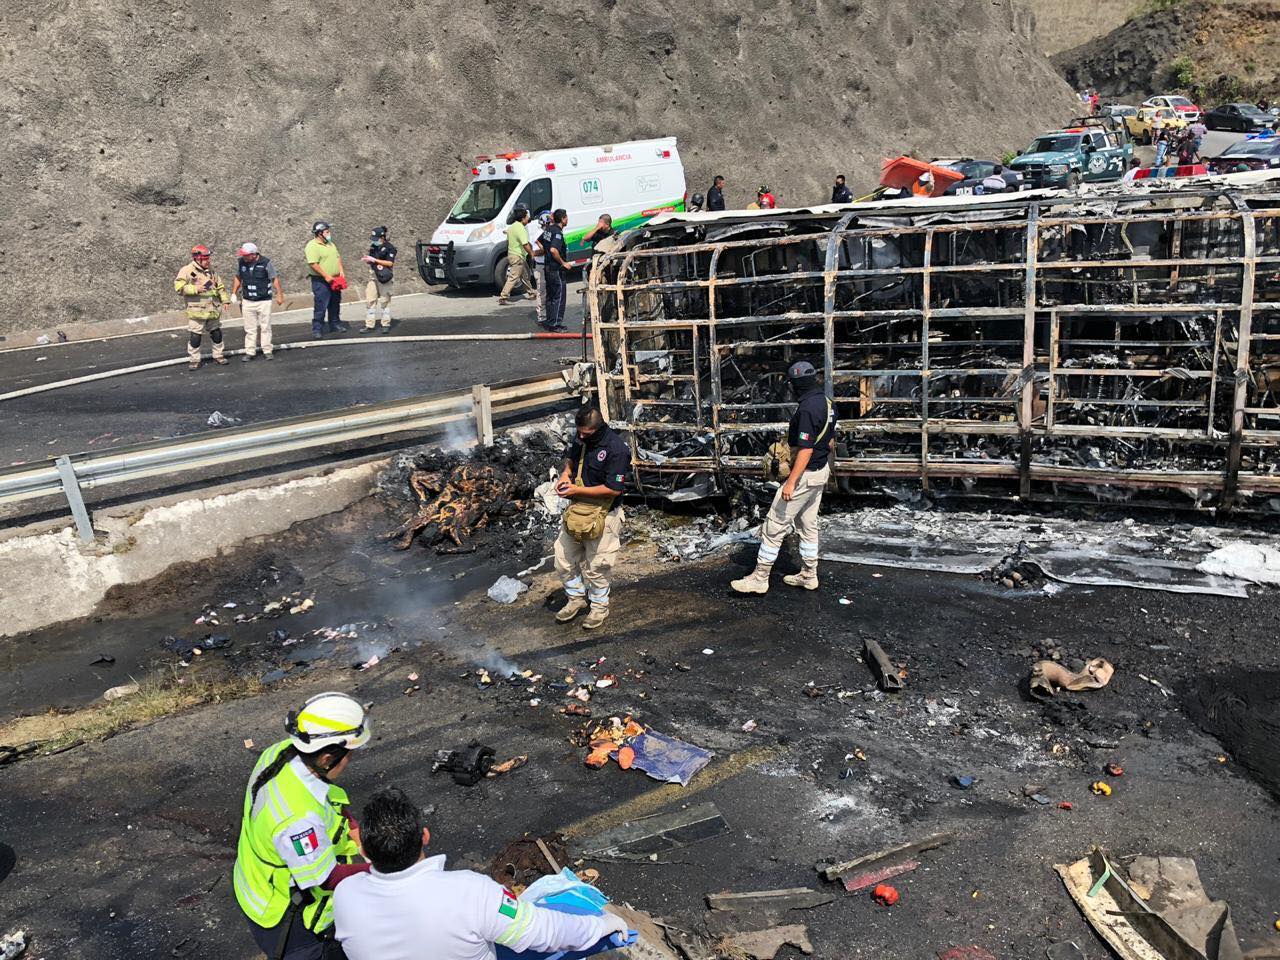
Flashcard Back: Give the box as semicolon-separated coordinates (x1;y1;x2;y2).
555;508;623;608
241;299;273;356
499;256;534;300
365;279;393;328
534;261;547;325
186;315;224;362
756;463;829;567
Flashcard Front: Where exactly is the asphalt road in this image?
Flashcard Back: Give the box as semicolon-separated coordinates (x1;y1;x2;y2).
2;498;1278;959
0;287;588;466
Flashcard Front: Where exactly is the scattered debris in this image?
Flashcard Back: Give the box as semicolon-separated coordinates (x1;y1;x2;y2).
89;654;115;666
486;575;529;604
579;802;730;858
820;833;953;886
715;924;813;959
841;860;920;894
487;834;569;890
103;681;140;702
701;648;714;656
206;410;241;428
741;719;757;733
388;462;523;551
289;597;315;615
243;739;254;750
871;884;900;907
704;888;834;935
1105;762;1125;777
1045;943;1085;960
356;654;380;671
563;703;591;718
1196;543;1280;587
626;730;714;786
0;930;26;960
1091;781;1112;796
1057;848;1245;960
1030;658;1115;699
1138;673;1175;699
432;744;496;786
488;755;528;777
952;775;976;790
863;639;905;692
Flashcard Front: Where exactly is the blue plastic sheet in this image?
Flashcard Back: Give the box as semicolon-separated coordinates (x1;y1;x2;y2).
624;730;714;786
493;868;634;960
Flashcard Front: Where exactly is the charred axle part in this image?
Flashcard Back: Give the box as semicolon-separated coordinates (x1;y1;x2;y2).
431;743;496;786
587;177;1280;511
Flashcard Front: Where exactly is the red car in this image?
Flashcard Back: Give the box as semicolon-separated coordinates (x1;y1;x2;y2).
1143;95;1202;122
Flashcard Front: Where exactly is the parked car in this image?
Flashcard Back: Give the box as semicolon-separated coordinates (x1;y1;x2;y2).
1206;137;1280;173
1007;127;1132;189
1125;106;1188;145
1204;102;1278;133
1142;95;1202;122
933;158;1023;195
1101;104;1139;122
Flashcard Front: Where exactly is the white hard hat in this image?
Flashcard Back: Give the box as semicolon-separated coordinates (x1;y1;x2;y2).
287;691;371;753
238;242;259;256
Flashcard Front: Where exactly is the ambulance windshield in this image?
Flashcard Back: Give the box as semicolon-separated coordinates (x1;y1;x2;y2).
447;179;519;224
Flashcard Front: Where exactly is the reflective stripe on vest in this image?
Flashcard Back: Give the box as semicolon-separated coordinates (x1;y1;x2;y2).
232;740;355;931
238;257;274;301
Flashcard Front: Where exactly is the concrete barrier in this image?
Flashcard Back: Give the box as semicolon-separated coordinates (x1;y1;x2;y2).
0;459;383;638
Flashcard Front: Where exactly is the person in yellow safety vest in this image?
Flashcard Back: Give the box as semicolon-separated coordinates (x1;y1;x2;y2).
174;244;231;371
234;692;373;960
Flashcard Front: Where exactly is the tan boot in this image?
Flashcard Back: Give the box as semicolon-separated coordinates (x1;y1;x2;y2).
555;597;588;623
730;563;773;594
783;559;819;591
582;604;609;630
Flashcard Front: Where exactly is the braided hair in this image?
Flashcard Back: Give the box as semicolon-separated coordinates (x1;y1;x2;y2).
251;745;300;802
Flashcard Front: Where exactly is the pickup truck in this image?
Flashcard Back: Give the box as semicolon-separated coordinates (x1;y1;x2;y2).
1007;126;1132;190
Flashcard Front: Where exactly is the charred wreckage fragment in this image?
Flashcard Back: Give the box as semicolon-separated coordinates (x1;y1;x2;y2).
586;172;1280;511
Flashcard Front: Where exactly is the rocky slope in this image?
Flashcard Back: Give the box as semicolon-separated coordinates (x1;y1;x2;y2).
1053;0;1280;102
0;0;1075;333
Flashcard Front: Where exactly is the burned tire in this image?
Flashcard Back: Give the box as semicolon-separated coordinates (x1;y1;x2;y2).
492;255;508;293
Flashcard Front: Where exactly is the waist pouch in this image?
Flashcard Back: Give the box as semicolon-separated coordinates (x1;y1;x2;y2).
563;448;614;542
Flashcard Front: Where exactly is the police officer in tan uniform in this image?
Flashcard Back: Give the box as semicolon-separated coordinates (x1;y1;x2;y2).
175;244;230;370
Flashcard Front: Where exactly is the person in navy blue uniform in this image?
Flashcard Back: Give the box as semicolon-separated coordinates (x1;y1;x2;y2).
732;360;836;594
537;209;572;332
553;406;630;630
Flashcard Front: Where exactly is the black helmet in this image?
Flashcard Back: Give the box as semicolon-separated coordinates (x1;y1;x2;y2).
312;220;331;236
691;192;705;208
370;225;388;240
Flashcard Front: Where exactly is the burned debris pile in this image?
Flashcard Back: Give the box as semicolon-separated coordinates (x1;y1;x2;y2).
379;428;565;552
588;175;1280;510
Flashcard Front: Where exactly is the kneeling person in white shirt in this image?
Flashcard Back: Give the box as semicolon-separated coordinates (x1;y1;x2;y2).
335;787;627;960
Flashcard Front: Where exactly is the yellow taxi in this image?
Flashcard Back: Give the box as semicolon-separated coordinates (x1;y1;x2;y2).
1125;106;1189;145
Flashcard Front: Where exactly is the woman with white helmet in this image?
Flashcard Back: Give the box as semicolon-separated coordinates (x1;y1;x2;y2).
234;691;372;959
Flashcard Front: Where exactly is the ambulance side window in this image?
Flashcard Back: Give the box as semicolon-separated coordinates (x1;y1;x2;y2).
515;178;552;217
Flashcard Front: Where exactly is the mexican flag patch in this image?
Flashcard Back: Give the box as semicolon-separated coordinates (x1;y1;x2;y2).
498;887;519;920
799;432;811;441
290;827;319;857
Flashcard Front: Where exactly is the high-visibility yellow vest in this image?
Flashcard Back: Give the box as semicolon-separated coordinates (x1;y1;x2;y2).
232;740;356;932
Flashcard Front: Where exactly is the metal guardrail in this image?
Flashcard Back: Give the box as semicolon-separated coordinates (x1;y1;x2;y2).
0;369;576;540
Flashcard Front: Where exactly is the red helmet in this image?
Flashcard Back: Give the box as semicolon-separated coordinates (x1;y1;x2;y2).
191;244;211;262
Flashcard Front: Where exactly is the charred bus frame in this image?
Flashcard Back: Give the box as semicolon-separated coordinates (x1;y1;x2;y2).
586;174;1280;510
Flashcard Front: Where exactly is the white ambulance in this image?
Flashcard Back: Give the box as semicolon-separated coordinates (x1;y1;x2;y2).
416;138;686;291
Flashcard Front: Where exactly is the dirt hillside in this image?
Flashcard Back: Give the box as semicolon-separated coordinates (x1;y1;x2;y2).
1023;0;1141;55
0;0;1075;334
1054;0;1280;101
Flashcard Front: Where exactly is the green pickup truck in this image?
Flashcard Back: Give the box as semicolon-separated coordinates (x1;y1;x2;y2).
1008;124;1133;190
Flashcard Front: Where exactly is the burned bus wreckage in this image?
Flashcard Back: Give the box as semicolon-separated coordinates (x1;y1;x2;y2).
586;173;1280;510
